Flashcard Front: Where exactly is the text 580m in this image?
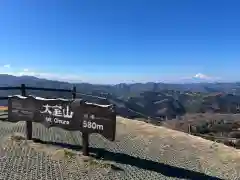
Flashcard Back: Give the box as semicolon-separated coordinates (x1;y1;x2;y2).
83;120;104;130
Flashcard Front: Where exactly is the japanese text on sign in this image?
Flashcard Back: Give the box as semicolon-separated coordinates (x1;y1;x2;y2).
40;104;74;125
83;113;104;130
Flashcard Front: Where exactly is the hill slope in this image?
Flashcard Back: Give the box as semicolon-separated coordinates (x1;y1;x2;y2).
0;117;239;180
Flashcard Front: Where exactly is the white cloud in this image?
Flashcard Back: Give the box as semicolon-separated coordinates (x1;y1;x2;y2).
3;64;10;68
176;73;222;83
193;73;210;79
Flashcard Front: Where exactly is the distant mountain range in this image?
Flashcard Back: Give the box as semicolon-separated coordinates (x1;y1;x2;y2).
1;74;240;120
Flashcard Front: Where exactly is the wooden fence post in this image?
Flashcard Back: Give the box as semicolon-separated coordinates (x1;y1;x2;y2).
72;86;76;99
21;84;32;140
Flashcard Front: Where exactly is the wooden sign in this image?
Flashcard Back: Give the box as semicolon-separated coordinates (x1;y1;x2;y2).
8;95;116;141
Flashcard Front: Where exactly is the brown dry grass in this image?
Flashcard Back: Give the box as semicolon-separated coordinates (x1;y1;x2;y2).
0;106;8;111
117;116;240;165
118;117;240;179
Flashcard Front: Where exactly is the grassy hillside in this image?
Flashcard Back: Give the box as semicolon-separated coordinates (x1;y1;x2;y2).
0;116;239;179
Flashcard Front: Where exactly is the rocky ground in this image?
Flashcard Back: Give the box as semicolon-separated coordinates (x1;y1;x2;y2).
0;116;239;180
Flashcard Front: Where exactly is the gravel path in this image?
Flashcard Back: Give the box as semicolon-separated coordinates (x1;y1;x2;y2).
0;116;239;180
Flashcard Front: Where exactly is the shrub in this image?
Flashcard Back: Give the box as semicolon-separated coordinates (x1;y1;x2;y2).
229;131;240;138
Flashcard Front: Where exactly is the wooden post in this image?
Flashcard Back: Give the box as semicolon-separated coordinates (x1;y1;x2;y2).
82;132;89;156
72;86;89;156
72;86;76;99
21;84;32;140
188;124;192;134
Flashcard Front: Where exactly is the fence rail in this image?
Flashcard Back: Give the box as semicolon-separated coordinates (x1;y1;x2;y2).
0;97;9;100
0;85;73;92
0;85;108;100
76;92;107;100
25;86;73;92
0;86;21;90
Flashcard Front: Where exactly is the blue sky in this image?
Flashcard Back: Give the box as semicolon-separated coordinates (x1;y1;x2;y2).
0;0;239;84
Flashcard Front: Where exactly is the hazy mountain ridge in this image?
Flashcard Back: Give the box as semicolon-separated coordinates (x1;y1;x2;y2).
1;74;240;120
